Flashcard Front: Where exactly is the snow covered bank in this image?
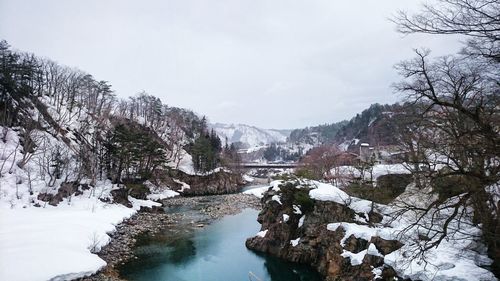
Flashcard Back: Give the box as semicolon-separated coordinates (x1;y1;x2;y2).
144;180;180;200
0;128;167;280
243;185;270;198
334;163;410;181
0;177;174;281
0;195;140;281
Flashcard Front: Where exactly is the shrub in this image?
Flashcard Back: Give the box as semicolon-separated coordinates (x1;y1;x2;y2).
294;168;320;180
345;174;413;204
124;182;150;199
293;189;314;213
431;175;470;201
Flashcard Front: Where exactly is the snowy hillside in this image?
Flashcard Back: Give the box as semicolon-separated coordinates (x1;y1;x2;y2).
0;42;218;280
211;123;290;148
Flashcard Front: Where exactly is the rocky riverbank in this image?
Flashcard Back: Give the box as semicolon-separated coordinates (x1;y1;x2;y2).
79;193;260;281
245;181;404;281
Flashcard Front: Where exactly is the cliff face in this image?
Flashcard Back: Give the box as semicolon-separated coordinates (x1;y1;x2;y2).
245;181;404;281
169;170;245;196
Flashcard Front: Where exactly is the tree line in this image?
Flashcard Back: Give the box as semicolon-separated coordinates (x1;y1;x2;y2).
0;41;233;193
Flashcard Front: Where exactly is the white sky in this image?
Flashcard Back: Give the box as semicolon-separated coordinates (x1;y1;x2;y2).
0;0;461;129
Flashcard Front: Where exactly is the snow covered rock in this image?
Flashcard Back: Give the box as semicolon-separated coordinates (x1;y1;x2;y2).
245;180;497;281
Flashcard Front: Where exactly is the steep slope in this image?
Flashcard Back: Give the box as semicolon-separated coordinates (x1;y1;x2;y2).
287;103;403;152
334;103;402;150
0;41;245;280
211;123;290;148
288;121;348;145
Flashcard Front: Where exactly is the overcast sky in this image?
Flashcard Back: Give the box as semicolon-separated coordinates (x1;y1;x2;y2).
0;0;461;129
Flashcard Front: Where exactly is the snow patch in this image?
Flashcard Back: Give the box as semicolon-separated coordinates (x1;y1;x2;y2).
173;179;190;192
282;214;290;223
243;185;270;199
326;222;387;246
256;230;268;238
243;174;254;182
341;249;367;266
309;182;377;214
292;205;302;215
144;181;179;200
298;215;305;228
271;195;282;205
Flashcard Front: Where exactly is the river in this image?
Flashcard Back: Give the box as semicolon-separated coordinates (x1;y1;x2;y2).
119;204;321;281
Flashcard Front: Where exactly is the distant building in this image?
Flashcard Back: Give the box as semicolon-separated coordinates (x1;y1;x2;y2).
359;143;374;162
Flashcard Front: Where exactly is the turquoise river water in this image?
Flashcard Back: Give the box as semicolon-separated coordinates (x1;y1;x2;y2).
119;208;322;281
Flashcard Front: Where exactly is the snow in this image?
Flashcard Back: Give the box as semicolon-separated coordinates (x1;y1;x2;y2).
271;180;283;191
301;178;496;280
0;193;146;281
172;151;196;175
309;182;377;214
292;205;302;215
371;164;410;179
315;178;496;281
256;229;268;238
327;222;389;246
146;190;179;200
0;181;169;281
243;185;270;198
382;205;496;281
372;267;383;279
367;243;382;256
282;214;289;223
298;215;305;228
271;195;282;205
367;117;377;127
385;243;495;281
243;174;254;182
240;145;267;153
334;164;411;181
341;249;366;266
173;179;190;192
211;123;288;147
242;180;284;198
338;141;351;151
128;196;162;208
144;181;179;200
0;128;172;281
290;238;300;247
354;213;368;224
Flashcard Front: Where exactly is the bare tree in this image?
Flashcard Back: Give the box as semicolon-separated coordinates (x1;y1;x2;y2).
298;145;343;180
393;0;500;62
394;49;500;273
16;120;40;169
391;0;500;273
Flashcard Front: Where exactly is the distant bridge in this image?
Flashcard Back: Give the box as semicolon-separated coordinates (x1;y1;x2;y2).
236;163;302;169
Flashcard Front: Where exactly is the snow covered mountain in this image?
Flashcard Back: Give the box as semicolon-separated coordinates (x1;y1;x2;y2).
211;123;291;148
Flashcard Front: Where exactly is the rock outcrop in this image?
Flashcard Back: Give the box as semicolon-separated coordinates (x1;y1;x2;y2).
37;181;85;206
168;169;245;196
246;181;405;281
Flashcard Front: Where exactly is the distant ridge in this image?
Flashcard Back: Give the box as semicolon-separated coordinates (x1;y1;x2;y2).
211;123;290;148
